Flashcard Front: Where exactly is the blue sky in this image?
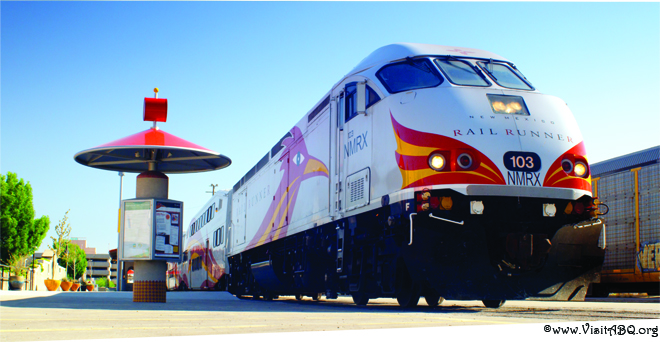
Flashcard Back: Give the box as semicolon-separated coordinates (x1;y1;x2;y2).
2;2;659;254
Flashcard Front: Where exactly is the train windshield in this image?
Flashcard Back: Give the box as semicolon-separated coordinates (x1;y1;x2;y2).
477;61;534;90
434;58;490;87
376;59;443;94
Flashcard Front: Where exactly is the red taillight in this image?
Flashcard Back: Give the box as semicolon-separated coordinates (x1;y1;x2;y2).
429;196;440;209
416;191;453;212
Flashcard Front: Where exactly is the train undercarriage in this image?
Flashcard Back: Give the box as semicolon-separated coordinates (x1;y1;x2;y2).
227;190;605;308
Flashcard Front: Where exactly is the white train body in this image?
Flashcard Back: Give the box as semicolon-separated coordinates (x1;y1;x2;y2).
175;191;229;290
176;43;604;306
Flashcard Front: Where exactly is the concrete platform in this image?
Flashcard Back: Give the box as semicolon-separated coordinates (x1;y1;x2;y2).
1;290;658;342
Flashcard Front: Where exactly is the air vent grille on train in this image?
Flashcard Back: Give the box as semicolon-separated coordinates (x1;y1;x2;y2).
345;168;370;211
350;177;364;203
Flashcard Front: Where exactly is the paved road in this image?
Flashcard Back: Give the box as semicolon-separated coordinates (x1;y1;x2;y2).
1;291;658;342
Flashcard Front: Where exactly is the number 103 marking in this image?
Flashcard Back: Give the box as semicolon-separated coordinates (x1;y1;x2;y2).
511;155;535;169
503;151;541;172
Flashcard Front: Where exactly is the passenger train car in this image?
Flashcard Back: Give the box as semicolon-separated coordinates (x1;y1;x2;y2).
173;43;606;308
173;191;230;291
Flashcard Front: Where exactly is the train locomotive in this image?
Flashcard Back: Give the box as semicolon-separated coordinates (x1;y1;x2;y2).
174;43;606;308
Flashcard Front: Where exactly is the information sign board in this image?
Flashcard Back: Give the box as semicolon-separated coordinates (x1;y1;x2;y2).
120;199;183;261
154;201;182;258
122;200;152;259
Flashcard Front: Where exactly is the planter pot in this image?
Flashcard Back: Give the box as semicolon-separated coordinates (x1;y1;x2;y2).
8;276;25;291
70;283;81;291
60;281;73;292
44;279;61;291
86;285;94;292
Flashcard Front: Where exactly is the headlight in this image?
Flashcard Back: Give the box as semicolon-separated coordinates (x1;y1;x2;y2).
574;161;588;177
487;94;530;116
561;159;574;173
457;153;473;169
428;153;446;171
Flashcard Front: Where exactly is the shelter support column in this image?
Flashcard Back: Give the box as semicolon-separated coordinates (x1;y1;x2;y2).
133;261;167;302
133;171;168;303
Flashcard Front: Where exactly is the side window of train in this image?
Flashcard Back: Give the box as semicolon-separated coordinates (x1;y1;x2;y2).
212;226;223;247
376;58;443;94
192;253;202;271
344;82;381;122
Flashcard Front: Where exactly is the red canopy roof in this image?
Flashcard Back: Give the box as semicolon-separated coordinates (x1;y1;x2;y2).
74;128;231;173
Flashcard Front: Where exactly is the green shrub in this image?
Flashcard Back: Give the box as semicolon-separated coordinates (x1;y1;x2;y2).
95;277;116;288
8;253;30;277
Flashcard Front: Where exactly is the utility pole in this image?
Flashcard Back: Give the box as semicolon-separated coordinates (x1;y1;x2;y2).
207;184;218;195
117;171;124;292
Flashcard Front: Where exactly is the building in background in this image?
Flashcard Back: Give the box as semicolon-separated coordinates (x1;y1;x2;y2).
70;237;97;254
69;238;117;283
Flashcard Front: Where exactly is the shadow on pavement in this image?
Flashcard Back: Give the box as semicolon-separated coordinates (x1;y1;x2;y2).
0;291;496;315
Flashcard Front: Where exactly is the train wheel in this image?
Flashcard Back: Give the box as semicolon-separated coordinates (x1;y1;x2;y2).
295;294;303;301
351;292;369;306
395;261;420;308
397;285;421;308
482;300;506;308
396;276;420;308
311;293;323;301
424;291;444;308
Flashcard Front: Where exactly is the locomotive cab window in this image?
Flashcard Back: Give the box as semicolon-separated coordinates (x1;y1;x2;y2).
434;58;490;87
376;58;443;94
345;82;381;122
477;61;534;90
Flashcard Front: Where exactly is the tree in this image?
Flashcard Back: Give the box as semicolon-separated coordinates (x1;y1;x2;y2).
0;172;50;264
57;241;87;279
48;210;72;279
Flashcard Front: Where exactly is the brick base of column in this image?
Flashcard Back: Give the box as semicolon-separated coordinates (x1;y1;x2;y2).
133;280;166;302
